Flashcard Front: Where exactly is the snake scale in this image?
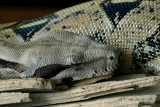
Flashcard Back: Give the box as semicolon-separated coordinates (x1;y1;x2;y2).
0;0;159;83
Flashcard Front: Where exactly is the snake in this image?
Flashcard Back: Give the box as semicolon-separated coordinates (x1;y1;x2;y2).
0;0;159;81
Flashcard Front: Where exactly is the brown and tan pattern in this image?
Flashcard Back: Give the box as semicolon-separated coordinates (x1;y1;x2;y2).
0;0;159;84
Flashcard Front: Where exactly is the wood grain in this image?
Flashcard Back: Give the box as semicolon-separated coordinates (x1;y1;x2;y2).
0;78;54;92
0;92;31;105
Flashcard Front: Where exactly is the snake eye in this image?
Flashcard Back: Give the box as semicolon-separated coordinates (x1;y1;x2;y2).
109;56;114;60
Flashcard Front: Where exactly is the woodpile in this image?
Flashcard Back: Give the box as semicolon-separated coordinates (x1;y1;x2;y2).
1;74;160;107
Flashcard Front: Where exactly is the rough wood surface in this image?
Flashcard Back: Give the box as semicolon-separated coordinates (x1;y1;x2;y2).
70;73;113;87
7;75;159;107
0;92;31;105
0;78;54;92
49;100;141;107
50;91;160;107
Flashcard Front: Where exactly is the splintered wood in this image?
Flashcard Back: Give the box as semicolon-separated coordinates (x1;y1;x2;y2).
0;78;54;92
1;74;160;107
0;92;31;105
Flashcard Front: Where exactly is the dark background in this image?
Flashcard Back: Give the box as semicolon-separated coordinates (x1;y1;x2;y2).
0;0;89;23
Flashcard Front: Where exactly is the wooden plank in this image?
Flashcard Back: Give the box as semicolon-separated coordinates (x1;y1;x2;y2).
0;92;31;105
71;73;113;87
9;75;159;106
48;100;140;107
0;78;54;92
48;94;158;107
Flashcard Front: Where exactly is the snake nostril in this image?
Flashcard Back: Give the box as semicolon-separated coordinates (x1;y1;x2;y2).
109;56;114;60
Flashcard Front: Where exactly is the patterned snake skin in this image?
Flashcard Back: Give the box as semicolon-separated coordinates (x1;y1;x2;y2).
0;0;159;79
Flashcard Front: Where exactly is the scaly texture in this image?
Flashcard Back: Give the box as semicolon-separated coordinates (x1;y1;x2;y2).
0;30;119;83
0;0;159;78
